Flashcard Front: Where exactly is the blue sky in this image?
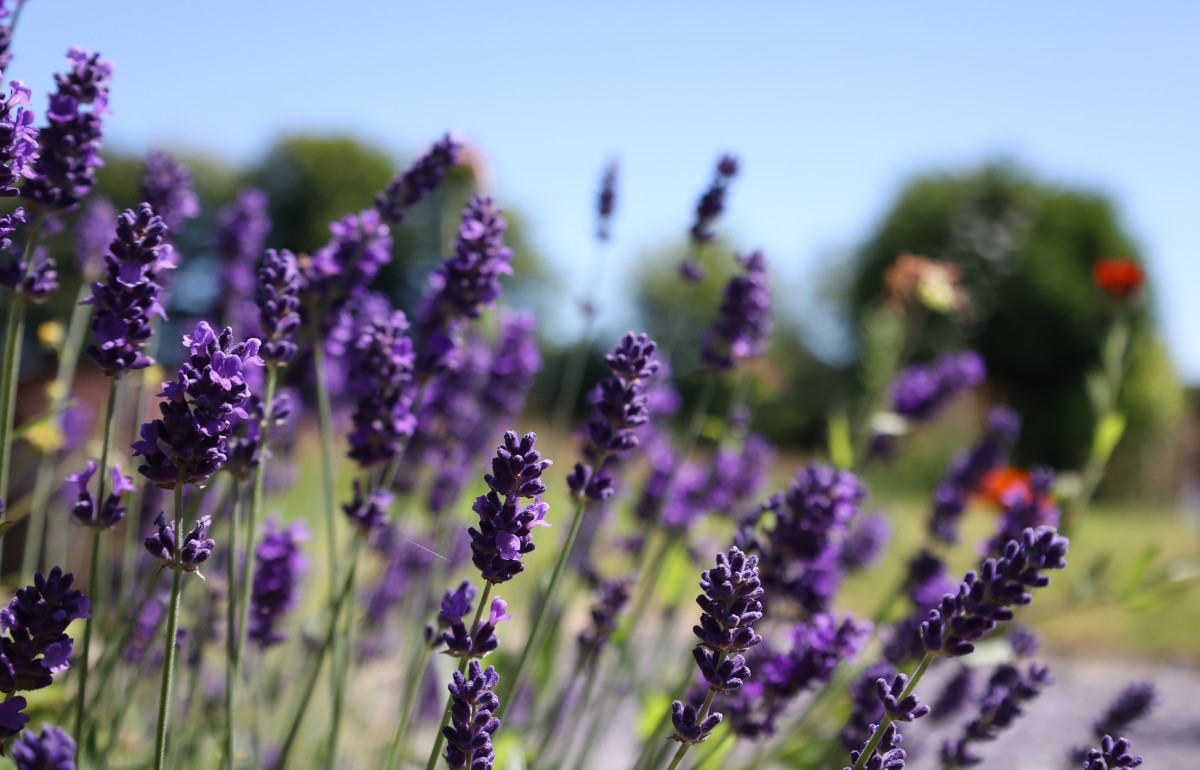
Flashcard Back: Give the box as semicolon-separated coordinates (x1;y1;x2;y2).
13;1;1200;380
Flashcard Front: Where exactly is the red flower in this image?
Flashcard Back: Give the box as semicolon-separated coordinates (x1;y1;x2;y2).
1092;258;1144;299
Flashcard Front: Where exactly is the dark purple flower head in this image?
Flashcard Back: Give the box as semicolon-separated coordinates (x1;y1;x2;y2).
768;614;870;700
438;581;477;629
414;196;513;376
928;407;1021;544
877;673;931;723
688;153;739;247
692;546;764;670
670;701;723;745
0;78;37;197
248;518;308;648
375;133;460;225
1091;682;1156;745
144;514;215;574
215;187;271;334
255;248;301;366
845;722;907;770
66;460;135;529
0;568;90;693
12;723;76;770
921;527;1069;657
346;310;416;467
342;480;391;536
22;47;112;212
470;432;552;584
140;151;199;232
300;208;393;324
442;595;510;660
84;204;172;376
0;208;57;299
702;250;772;370
1008;626;1041;658
0;696;29;740
929;665;975;725
940;662;1051;768
892;350;986;421
132;323;263;487
1083;736;1143;769
443;660;501;770
74;197;116;278
596;159;618;242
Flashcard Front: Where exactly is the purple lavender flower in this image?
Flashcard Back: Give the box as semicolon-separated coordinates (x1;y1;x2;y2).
11;723;76;770
346;310;416;467
74;197;116;279
443;660;501;770
255;248;301;366
940;662;1052;767
891;350;986;421
841;662;899;751
577;575;633;659
144;514;215;574
414;196;513;376
838;514;892;573
680;153;739;281
248;518;309;648
1070;682;1157;764
470;432;551;584
83;204;172;376
0;696;30;739
1083;736;1143;769
140;150;199;232
921;527;1069;657
375;134;460;225
132;322;263;487
877;673;931;722
300;208;393;324
596;159;617;242
66;460;135;529
929;665;975;725
0;206;55;300
0;567;90;694
479;312;541;419
1007;627;1041;658
215;187;271;333
844;722;907;770
0;77;37;197
928;407;1021;543
442;591;510;660
701;250;772;370
569;332;660;501
342;480;391;536
22;47;112;212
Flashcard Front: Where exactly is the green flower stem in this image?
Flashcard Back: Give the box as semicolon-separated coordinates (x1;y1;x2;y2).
850;653;933;770
326;563;358;770
152;483;186;770
312;329;340;590
275;535;365;770
72;376;117;762
384;638;435;770
223;478;245;770
424;582;493;770
494;497;588;721
22;282;94;577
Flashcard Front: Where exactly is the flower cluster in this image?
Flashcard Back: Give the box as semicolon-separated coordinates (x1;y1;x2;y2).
216;187;271;333
1070;682;1156;764
443;661;501;770
883;253;969;317
11;723;76;770
84;203;173;376
921;527;1069;657
701;250;772;370
140;150;198;232
21;47;112;212
248;518;309;648
469;432;552;584
255;248;301;366
576;575;633;660
596;159;617;242
0;77;37;197
345;310;416;467
374;134;460;225
0;568;89;703
568;332;660;501
439;582;510;659
66;459;135;529
144;514;215;574
300;208;393;324
891;350;985;421
840;662;898;752
414;196;513;375
928;407;1021;543
0;208;56;301
342;480;391;536
681;153;739;280
132;323;263;487
940;662;1052;767
1083;736;1143;769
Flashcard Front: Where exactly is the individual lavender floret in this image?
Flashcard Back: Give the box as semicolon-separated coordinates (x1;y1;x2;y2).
11;723;76;770
921;527;1069;657
83;204;172;376
140;150;199;231
443;660;501;770
877;674;931;723
74;197;116;278
342;480;391;536
680;153;739;281
671;702;723;746
144;514;215;574
701;250;772;370
0;696;30;739
132;323;263;487
1083;736;1143;769
0;77;37;197
375;134;460;225
346;310;416;467
469;432;552;584
844;722;907;770
568;332;660;501
940;662;1052;767
247;518;309;648
66;460;135;529
255;248;301;365
928;407;1021;543
414;196;513;376
0;567;90;694
441;590;510;660
577;575;633;660
891;350;985;421
596;159;617;242
21;47;112;212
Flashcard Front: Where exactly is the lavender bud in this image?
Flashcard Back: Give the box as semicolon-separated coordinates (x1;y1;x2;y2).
144;514;215;574
891;350;985;421
11;723;75;770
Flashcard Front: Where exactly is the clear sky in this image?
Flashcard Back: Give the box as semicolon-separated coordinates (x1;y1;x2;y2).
12;1;1200;380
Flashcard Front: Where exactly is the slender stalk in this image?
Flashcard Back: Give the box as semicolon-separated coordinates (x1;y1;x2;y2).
424;582;493;770
325;549;359;769
849;653;933;770
235;366;278;664
223;479;244;770
384;640;434;770
274;536;364;770
494;498;588;720
312;333;340;589
152;484;186;770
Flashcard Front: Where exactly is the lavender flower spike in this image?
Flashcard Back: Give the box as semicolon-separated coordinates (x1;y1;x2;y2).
0;567;90;694
470;432;552;584
0;207;57;302
941;662;1052;768
255;248;301;366
0;77;37;197
443;661;501;770
1083;736;1143;769
844;722;907;770
680;153;739;281
891;350;985;422
144;514;215;575
140;150;199;232
702;250;772;370
67;460;135;529
596;159;618;242
346;310;416;467
375;133;460;225
12;723;76;770
247;518;309;648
